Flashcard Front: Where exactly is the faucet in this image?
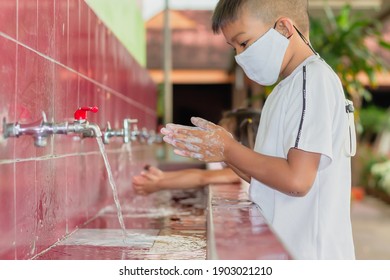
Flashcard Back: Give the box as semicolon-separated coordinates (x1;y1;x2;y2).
63;106;102;138
149;129;163;144
138;127;157;145
126;123;154;144
102;118;138;144
131;127;161;145
129;121;141;142
3;112;52;147
148;129;164;144
2;106;102;147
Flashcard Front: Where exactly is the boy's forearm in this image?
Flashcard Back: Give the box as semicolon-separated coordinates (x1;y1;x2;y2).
226;163;251;183
157;169;240;190
225;143;296;194
202;169;241;185
224;140;319;196
157;169;206;190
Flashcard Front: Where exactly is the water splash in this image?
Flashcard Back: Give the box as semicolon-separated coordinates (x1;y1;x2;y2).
96;137;126;235
59;229;206;259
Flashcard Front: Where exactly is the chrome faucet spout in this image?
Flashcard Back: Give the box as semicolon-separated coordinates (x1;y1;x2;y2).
103;118;138;144
102;121;123;144
85;122;103;138
66;120;102;138
70;106;101;138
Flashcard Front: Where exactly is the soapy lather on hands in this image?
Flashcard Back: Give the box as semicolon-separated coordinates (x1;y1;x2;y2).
161;117;235;162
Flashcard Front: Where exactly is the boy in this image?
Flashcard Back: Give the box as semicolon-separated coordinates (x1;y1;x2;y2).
161;0;356;260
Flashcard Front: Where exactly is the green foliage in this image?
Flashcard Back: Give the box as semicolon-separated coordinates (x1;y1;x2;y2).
310;4;390;103
359;106;390;142
357;143;388;188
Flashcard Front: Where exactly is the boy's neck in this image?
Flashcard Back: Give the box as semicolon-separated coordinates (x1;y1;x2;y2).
281;45;316;79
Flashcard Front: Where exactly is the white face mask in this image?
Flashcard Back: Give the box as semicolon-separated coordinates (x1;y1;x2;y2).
235;28;290;86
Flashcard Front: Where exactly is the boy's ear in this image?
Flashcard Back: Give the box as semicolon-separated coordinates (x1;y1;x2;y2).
274;18;294;39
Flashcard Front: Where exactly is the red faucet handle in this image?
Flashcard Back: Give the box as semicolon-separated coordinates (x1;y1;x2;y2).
74;106;99;120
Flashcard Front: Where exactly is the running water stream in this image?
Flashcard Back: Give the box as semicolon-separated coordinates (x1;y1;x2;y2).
96;137;127;235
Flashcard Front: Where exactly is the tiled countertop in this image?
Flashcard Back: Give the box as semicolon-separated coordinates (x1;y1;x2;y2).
34;177;291;260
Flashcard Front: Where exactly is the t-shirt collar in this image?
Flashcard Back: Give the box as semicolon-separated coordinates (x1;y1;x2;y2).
278;54;319;87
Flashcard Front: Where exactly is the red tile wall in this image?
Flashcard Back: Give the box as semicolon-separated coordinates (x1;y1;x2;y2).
0;0;157;259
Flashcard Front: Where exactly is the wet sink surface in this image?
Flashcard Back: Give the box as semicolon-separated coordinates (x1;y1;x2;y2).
35;189;207;260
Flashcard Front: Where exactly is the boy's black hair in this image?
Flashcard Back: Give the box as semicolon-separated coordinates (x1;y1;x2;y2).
211;0;248;34
212;0;310;35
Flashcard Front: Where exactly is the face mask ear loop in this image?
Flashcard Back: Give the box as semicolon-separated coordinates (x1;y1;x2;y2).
293;25;318;55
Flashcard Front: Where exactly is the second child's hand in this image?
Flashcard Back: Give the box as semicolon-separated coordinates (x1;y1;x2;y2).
161;117;235;162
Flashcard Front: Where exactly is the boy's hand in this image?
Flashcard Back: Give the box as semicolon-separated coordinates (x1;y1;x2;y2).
132;166;164;195
160;117;234;162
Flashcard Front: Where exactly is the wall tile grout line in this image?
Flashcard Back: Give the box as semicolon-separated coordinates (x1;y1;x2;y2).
0;31;156;117
0;145;146;165
13;0;19;260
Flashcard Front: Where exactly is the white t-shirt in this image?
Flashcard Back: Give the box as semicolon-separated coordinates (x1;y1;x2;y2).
250;55;355;260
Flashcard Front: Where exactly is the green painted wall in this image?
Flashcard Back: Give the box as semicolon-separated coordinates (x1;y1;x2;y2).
85;0;146;67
